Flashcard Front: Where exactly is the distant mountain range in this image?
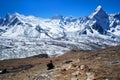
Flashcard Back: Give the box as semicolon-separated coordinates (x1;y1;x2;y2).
0;5;120;60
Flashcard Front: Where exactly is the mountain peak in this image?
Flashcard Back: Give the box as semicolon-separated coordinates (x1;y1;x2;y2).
89;5;109;30
89;5;107;19
96;5;102;11
5;13;20;19
14;12;21;16
13;13;24;18
5;13;11;20
94;5;104;15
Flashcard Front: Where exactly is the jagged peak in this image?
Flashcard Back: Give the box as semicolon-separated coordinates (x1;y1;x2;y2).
12;12;24;18
14;12;20;15
5;13;11;16
4;12;23;21
114;12;120;16
110;12;120;16
89;5;107;19
95;5;102;12
5;13;11;20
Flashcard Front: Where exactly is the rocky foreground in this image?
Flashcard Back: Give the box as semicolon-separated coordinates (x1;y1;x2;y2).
0;45;120;80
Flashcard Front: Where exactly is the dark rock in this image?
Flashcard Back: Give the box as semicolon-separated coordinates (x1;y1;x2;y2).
0;69;8;74
30;54;49;58
64;60;73;64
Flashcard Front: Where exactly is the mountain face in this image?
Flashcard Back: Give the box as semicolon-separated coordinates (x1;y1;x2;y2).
0;6;120;38
89;6;109;30
0;5;120;60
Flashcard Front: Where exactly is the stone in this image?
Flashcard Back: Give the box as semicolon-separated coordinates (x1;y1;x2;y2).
86;72;94;80
80;65;85;70
72;71;80;77
71;77;78;80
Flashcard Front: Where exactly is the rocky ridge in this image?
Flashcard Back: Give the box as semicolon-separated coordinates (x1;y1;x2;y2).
0;45;120;80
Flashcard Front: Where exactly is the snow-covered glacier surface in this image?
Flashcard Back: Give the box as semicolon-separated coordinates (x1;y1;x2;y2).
0;35;119;60
0;5;120;60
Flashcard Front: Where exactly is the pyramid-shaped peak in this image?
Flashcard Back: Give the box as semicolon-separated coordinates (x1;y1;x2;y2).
94;5;104;14
96;5;102;11
89;5;107;19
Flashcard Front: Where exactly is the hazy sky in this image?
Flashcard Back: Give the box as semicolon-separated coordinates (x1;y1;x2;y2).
0;0;120;18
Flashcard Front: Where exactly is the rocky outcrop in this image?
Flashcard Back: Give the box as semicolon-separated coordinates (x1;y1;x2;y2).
33;59;95;80
30;54;49;58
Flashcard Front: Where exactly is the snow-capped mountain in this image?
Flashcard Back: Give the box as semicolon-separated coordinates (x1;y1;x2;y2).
0;5;120;60
0;5;120;38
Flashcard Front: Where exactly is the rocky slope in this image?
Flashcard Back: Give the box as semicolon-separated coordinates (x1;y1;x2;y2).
0;45;120;80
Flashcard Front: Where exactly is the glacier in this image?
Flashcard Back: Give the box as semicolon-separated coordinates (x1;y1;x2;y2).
0;5;120;60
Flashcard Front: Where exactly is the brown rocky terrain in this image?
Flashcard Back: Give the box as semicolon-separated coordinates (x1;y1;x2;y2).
0;45;120;80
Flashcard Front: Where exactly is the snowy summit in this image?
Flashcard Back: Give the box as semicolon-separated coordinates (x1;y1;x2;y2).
0;5;120;60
